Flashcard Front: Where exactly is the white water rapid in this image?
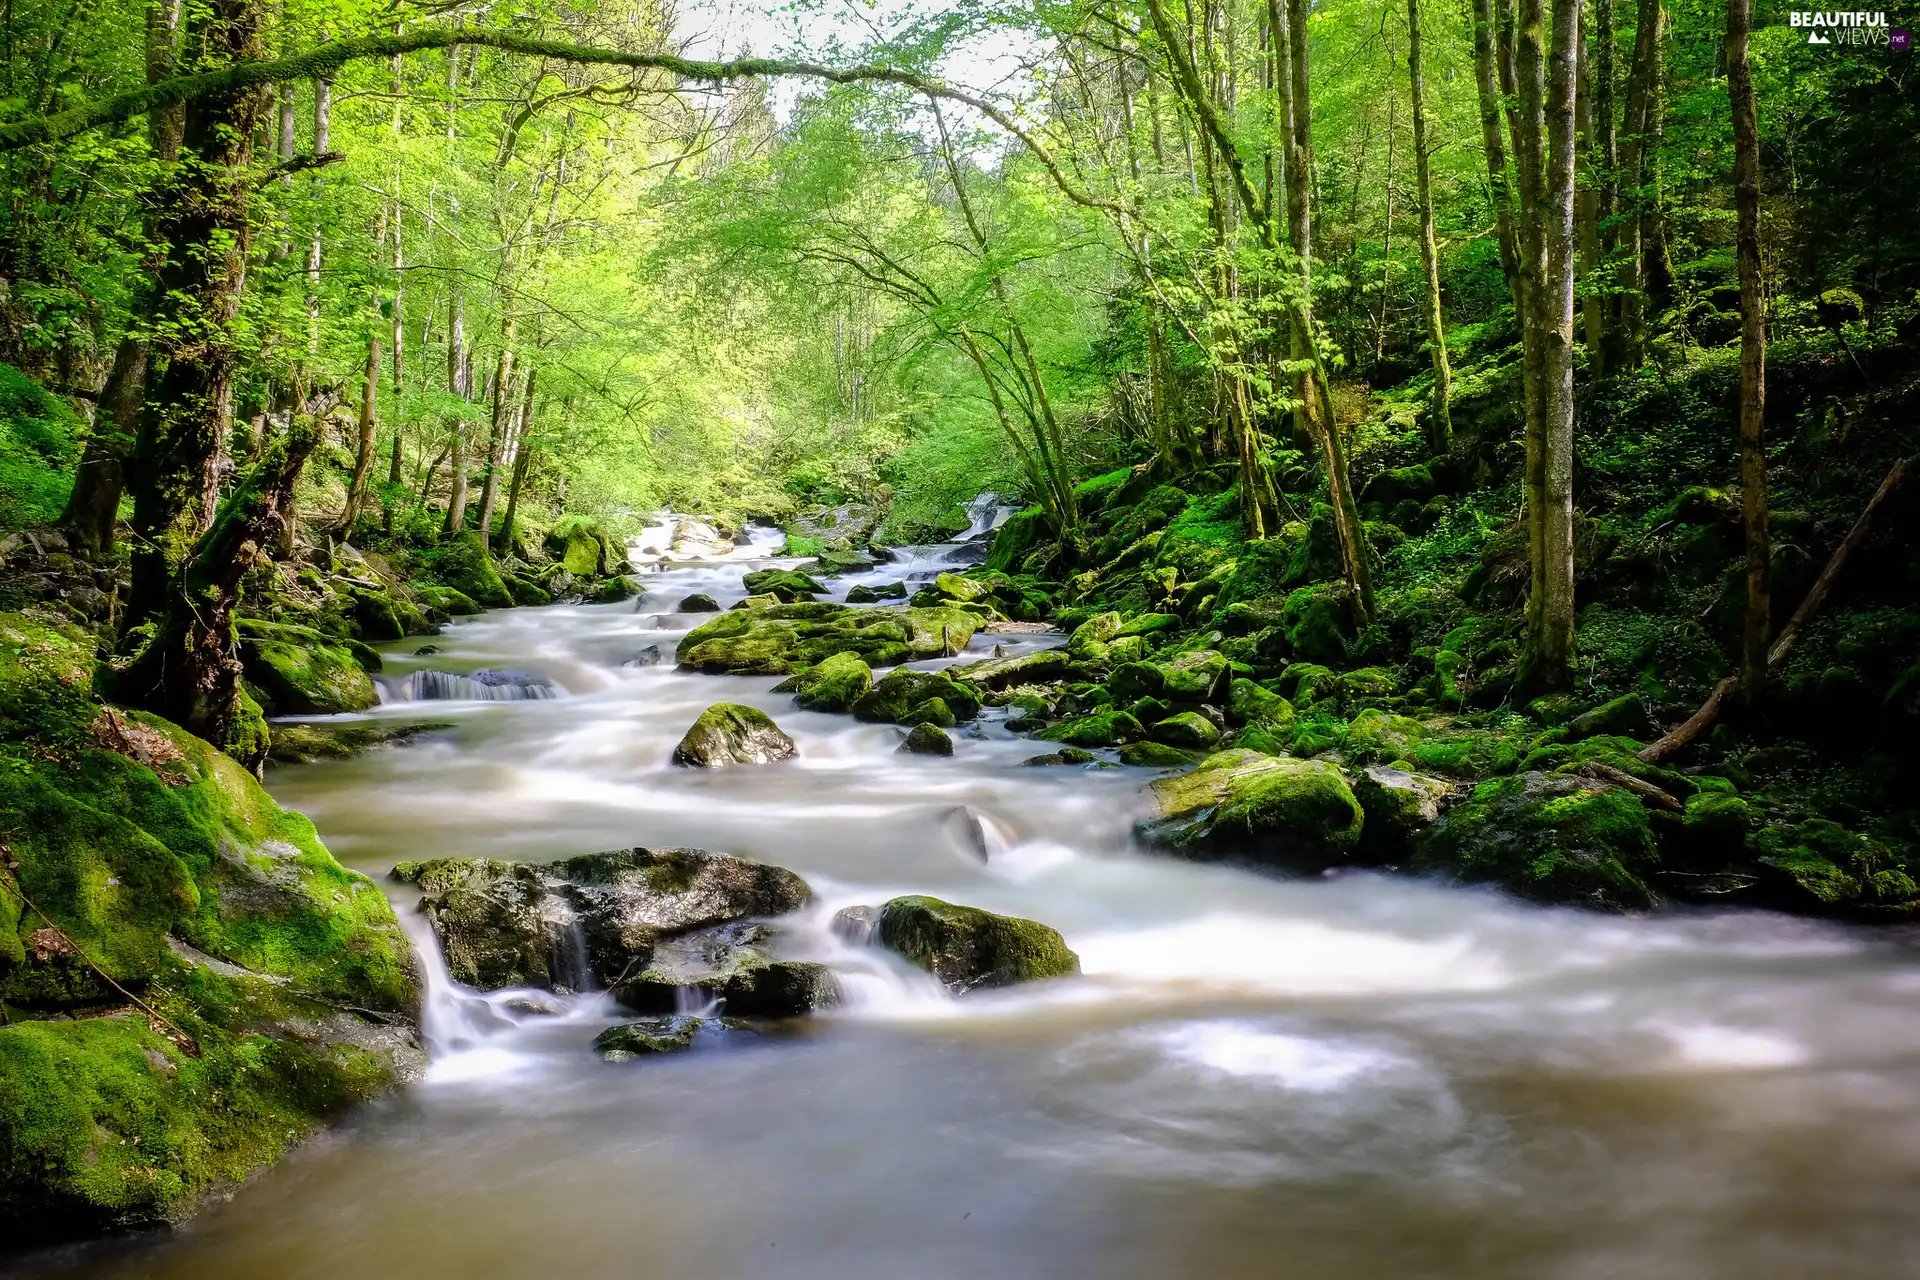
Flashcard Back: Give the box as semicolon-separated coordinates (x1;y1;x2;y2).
31;516;1920;1279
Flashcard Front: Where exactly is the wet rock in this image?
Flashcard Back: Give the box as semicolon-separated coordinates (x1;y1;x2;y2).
874;895;1080;993
236;619;378;715
947;647;1070;690
613;933;840;1018
1035;709;1143;747
675;603;977;675
1226;678;1296;729
1067;611;1124;660
930;571;990;602
791;651;872;714
594;1014;703;1059
1119;741;1195;768
1408;771;1658;910
623;645;665;668
852;668;981;724
845;581;907;603
1150;711;1221;750
1351;764;1454;859
678;592;721;613
393;848;813;992
741;568;826;602
1139;749;1365;867
831;905;878;944
900;722;954;755
672;702;797;767
593;576;639;604
1021;747;1099;766
266;720;451;764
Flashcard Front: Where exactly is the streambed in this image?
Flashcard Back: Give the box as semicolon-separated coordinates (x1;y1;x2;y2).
28;519;1920;1278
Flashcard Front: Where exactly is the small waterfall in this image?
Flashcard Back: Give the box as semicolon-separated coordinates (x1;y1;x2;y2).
543;896;597;996
387;668;560;702
957;492;1020;542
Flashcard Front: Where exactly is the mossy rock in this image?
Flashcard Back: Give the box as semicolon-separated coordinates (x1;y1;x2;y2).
1117;612;1181;638
1225;678;1294;729
1150;711;1221;750
740;569;826;602
1067;611;1124;659
932;572;990;602
1748;819;1919;914
790;651;873;714
506;576;552;607
412;583;481;617
1120;741;1195;768
236;620;378;716
1275;662;1337;707
900;722;954;755
874;895;1079;993
1281;585;1356;665
671;703;797;767
676;604;973;676
845;581;907;603
983;506;1049;575
1408;771;1659;910
1567;694;1654;741
947;648;1070;691
1352;764;1454;860
0;628;422;1241
852;668;981;725
1035;708;1143;747
593;576;638;603
1139;749;1364;867
1341;708;1426;764
594;1014;704;1059
420;531;514;609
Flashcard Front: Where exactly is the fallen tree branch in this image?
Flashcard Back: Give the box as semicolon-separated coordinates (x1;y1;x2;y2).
1639;454;1913;765
1577;761;1685;811
253;150;347;187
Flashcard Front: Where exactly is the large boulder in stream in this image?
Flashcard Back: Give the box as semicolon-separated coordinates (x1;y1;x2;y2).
1138;749;1364;868
675;602;979;675
672;702;797;767
781;650;872;713
1405;771;1659;910
872;895;1080;993
391;847;813;992
236;618;378;715
852;667;982;725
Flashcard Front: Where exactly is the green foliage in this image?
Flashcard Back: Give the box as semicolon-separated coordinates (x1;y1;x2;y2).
0;363;80;531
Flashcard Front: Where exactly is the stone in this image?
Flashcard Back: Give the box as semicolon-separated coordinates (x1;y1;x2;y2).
1225;678;1295;729
901;722;954;755
873;895;1080;993
236;620;378;715
672;703;798;767
1139;749;1365;866
594;1015;704;1060
678;592;722;613
1119;741;1195;767
1567;693;1655;741
741;568;826;602
393;849;813;992
852;668;981;724
1021;747;1099;766
1408;771;1659;910
791;651;873;714
947;647;1071;690
1034;708;1143;747
624;645;665;668
932;571;990;602
1150;711;1222;750
1067;611;1123;659
1351;764;1454;859
845;581;908;603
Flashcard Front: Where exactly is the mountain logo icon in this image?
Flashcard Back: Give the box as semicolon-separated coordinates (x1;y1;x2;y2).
1808;28;1830;42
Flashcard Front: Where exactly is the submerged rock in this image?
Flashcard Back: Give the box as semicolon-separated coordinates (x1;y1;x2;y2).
1022;747;1099;767
392;847;813;992
901;722;954;755
613;930;840;1018
845;581;907;603
678;592;721;613
873;895;1080;993
1139;749;1364;867
594;1014;705;1059
672;702;797;767
267;719;451;764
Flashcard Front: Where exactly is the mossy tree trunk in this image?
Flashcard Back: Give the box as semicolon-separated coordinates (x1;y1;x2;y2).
1406;0;1452;455
124;0;271;628
1514;0;1579;694
1618;0;1665;366
331;331;380;537
474;314;515;546
115;417;319;767
1470;0;1525;321
1726;0;1769;695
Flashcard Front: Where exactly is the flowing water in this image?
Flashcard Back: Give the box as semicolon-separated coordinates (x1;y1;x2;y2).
26;519;1920;1278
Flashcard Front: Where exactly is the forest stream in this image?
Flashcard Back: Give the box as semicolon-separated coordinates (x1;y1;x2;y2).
17;514;1919;1279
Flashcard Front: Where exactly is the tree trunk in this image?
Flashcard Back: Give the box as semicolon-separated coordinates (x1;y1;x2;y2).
1407;0;1452;454
1471;0;1524;318
497;365;538;552
1619;0;1664;365
332;333;380;537
1727;0;1769;694
114;416;319;768
1575;32;1603;370
60;338;143;556
1513;0;1579;694
60;0;183;561
1591;0;1618;363
443;291;470;533
125;0;270;629
474;316;516;544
